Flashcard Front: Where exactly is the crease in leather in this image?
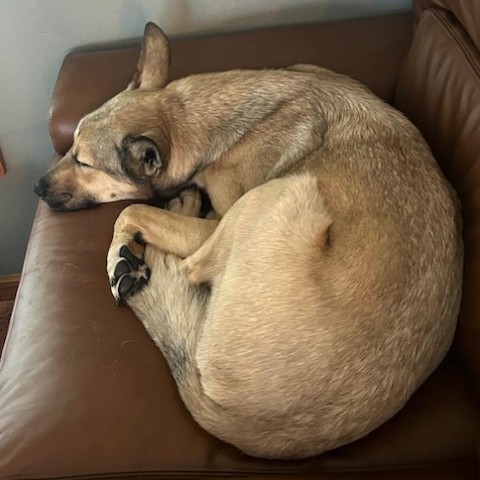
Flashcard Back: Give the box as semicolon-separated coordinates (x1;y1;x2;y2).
3;461;479;480
414;0;480;52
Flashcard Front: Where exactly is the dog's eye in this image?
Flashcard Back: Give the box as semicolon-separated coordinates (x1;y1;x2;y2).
74;157;92;168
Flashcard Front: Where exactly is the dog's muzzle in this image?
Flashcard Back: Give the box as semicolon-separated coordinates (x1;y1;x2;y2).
33;176;97;211
33;175;70;210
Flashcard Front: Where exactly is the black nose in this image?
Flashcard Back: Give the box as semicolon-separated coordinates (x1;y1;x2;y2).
33;177;49;197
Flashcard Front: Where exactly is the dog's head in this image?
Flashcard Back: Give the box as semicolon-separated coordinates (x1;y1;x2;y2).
34;23;172;211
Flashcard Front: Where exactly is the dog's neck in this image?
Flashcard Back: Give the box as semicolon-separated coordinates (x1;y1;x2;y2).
166;96;260;164
146;72;325;212
159;79;289;177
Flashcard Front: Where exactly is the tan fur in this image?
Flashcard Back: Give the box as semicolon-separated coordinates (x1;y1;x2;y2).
36;23;463;459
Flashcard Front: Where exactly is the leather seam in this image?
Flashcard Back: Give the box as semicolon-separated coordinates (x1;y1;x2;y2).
2;461;477;480
429;9;480;82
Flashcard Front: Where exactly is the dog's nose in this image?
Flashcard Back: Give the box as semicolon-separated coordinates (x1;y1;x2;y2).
33;177;49;198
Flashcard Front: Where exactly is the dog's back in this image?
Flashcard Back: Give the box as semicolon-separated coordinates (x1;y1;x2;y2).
119;64;463;458
180;166;461;458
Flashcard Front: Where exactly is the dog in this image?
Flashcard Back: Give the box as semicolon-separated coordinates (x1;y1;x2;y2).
34;22;463;459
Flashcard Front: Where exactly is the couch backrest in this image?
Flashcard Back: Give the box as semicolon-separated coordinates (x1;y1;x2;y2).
395;0;480;398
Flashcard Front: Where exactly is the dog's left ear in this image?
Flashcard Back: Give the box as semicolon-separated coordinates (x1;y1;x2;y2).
127;22;170;91
127;136;163;176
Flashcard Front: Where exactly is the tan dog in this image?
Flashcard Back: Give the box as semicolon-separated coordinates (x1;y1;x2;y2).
34;23;463;459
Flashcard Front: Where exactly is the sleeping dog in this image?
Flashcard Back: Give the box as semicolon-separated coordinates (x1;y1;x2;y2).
34;23;463;459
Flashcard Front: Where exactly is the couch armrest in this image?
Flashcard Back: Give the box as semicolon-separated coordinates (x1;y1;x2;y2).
49;14;413;155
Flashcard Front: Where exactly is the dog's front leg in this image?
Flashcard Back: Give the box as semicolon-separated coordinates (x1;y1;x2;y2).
107;189;219;304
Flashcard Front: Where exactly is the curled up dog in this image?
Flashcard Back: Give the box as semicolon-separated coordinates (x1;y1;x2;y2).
34;23;463;459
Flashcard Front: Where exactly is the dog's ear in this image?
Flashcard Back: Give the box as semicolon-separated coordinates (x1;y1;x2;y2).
127;22;170;91
126;136;163;176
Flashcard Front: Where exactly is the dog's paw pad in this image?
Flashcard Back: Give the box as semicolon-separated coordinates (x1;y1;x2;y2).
118;273;135;297
110;245;150;304
112;259;131;285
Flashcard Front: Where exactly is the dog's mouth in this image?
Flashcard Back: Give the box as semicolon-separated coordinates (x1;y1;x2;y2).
44;193;98;212
43;192;71;211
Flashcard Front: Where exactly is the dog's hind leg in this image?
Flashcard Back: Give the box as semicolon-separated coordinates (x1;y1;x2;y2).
124;246;209;385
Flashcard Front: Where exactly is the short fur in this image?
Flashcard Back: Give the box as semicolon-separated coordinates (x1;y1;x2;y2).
35;23;463;459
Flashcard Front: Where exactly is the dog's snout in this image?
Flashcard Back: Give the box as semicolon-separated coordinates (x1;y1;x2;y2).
33;177;49;198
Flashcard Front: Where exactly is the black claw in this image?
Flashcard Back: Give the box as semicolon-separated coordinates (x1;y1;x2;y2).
119;245;143;270
118;274;135;298
112;259;131;284
134;231;146;245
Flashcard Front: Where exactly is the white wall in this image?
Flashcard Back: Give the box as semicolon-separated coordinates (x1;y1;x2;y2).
0;0;411;274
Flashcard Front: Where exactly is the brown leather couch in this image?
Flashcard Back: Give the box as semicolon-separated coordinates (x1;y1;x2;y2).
1;0;479;478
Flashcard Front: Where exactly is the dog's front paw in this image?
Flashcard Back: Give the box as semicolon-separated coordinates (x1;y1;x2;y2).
107;238;150;305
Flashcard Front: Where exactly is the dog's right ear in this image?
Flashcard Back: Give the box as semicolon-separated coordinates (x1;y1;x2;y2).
122;135;163;178
127;22;170;91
